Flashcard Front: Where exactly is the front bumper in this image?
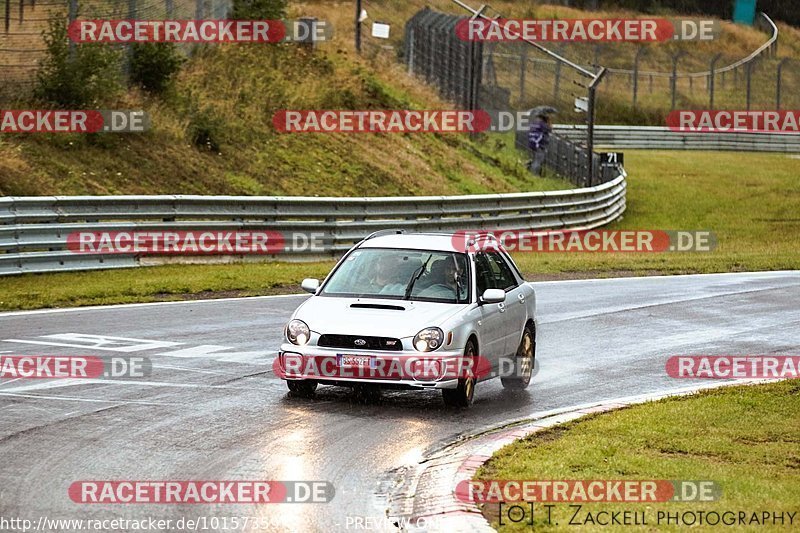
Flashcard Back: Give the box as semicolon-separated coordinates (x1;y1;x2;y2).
277;343;465;389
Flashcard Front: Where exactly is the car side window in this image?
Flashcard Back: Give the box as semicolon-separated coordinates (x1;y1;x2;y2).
485;252;518;291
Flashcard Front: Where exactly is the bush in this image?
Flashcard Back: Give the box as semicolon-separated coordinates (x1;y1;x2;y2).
188;108;225;152
130;43;185;95
35;19;122;108
230;0;287;20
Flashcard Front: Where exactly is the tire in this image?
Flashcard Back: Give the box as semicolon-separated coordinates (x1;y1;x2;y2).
442;340;477;407
501;324;535;390
287;379;317;397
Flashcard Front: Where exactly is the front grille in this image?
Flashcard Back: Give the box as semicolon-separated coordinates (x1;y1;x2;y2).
318;334;403;351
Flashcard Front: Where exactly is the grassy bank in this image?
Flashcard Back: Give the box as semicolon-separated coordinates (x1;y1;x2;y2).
0;150;797;311
0;36;567;197
476;380;800;532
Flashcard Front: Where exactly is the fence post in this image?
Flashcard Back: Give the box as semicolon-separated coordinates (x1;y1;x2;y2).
123;0;136;83
354;0;362;53
406;27;415;74
18;0;22;24
166;0;173;18
670;51;685;111
587;67;607;188
593;44;603;70
632;46;644;110
195;0;203;19
518;44;527;102
745;60;754;111
68;0;78;58
4;0;10;33
776;58;789;110
553;45;562;99
709;53;722;110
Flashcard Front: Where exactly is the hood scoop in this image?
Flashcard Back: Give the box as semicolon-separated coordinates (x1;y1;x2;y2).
350;303;407;311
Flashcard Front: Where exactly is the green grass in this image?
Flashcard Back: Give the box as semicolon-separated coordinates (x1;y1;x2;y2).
0;150;797;311
511;149;800;276
476;380;800;532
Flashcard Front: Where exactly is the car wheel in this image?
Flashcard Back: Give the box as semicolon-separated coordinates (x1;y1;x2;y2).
442;340;477;407
287;379;317;397
501;324;535;390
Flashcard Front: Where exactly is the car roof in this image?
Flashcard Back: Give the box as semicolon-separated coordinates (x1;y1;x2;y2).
358;232;480;253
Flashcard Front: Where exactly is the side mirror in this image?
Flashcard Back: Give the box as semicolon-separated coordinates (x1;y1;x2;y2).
480;288;505;305
301;278;320;294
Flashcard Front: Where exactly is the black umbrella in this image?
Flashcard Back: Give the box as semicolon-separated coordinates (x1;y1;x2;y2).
530;105;558;118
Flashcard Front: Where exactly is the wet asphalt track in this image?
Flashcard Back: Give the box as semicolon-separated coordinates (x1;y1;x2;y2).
0;271;799;532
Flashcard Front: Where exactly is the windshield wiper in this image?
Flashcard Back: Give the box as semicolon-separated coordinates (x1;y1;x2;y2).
404;254;433;300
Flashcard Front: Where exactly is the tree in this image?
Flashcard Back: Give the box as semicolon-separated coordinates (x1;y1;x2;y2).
35;19;122;108
230;0;287;20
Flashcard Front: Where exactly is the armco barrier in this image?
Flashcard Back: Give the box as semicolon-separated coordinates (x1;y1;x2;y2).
0;175;626;276
554;125;800;152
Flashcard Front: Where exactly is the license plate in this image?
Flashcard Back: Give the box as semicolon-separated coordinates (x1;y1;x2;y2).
337;354;375;368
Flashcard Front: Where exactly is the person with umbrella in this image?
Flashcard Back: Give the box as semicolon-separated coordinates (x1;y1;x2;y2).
527;106;556;176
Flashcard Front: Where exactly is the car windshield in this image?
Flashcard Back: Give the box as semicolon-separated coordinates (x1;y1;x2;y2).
321;248;470;303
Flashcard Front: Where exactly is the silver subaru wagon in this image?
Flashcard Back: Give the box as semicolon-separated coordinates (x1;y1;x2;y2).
277;230;537;407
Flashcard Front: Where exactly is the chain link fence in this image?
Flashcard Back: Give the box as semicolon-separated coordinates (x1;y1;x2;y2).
401;2;612;186
0;0;232;101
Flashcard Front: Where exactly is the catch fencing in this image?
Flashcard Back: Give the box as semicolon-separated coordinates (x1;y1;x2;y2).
403;4;607;186
0;174;627;275
1;0;232;100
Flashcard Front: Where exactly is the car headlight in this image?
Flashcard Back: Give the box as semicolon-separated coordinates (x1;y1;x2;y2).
286;319;310;346
414;327;444;352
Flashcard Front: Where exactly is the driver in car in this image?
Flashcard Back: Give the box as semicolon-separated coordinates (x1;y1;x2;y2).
368;255;408;296
419;259;459;297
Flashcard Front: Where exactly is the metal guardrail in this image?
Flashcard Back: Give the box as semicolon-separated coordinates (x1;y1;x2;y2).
554;125;800;152
0;175;626;276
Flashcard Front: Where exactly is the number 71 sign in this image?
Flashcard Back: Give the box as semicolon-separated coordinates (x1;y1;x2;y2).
600;152;624;166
